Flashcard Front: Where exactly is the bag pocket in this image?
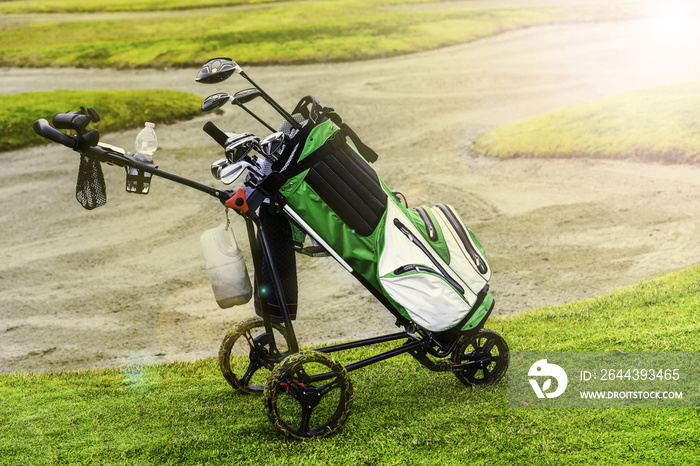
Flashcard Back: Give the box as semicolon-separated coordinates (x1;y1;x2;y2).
430;204;491;282
381;265;472;332
378;201;483;332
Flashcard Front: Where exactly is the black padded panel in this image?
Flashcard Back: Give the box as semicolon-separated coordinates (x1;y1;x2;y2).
305;142;387;236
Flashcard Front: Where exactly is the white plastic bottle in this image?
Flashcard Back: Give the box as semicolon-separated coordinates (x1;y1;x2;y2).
126;122;158;194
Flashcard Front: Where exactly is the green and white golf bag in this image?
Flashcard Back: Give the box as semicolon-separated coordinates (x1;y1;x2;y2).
261;96;494;333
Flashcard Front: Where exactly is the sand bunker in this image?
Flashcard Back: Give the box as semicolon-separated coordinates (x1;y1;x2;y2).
2;19;700;372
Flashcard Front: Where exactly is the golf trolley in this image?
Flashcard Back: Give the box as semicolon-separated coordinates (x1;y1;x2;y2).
32;57;509;439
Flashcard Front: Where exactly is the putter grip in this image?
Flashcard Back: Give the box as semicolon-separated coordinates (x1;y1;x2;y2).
33;118;78;149
203;121;229;148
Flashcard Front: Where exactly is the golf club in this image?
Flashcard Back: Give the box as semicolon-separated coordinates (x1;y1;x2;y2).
201;90;276;132
201;92;232;113
258;131;287;160
220;160;260;185
232;89;276;132
196;57;301;130
223;132;261;163
210;157;229;180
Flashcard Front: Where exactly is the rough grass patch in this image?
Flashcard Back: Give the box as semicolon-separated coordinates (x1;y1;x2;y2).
0;90;202;152
0;1;675;69
471;81;700;164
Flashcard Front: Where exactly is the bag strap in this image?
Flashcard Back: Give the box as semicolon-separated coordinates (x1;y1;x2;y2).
323;111;379;163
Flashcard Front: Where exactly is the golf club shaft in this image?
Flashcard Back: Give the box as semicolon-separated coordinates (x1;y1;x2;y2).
236;103;276;132
240;71;301;129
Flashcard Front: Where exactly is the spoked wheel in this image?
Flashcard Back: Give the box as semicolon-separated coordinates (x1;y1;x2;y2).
451;328;509;387
264;350;353;439
219;317;291;394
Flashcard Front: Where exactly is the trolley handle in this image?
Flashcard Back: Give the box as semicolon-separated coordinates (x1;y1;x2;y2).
34;114;235;203
52;112;90;131
33;118;78;150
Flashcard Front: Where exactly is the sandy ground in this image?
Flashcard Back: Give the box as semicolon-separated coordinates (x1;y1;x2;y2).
2;16;700;373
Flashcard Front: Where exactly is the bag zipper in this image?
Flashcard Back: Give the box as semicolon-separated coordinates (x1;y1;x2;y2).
394;264;438;275
436;204;488;275
393;219;465;295
415;206;438;242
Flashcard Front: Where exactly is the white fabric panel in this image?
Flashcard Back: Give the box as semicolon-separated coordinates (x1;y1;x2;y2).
432;208;490;294
378;201;478;332
380;273;469;332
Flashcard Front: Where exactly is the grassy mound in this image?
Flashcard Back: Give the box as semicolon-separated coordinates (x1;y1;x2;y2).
0;0;278;14
0;90;203;152
1;264;699;464
0;1;664;68
471;81;700;164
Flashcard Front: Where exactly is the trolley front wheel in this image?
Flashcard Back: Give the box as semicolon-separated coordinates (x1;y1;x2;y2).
264;350;353;439
451;328;509;387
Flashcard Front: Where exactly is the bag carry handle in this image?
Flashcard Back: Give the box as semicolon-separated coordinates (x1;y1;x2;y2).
292;95;323;123
292;95;379;163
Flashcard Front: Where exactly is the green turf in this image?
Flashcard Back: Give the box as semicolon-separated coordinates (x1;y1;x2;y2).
0;1;665;68
1;264;698;464
471;81;700;164
0;0;280;14
0;90;203;152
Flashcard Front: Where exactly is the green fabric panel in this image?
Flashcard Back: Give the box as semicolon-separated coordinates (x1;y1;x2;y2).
278;118;341;199
404;205;450;264
467;226;488;261
299;118;340;161
283;179;383;286
282;180;416;325
288;219;307;244
460;291;494;331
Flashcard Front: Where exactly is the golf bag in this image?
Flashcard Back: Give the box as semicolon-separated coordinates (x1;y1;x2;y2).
262;96;494;333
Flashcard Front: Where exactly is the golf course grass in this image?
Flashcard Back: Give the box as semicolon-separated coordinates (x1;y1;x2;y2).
0;0;280;14
470;81;700;164
0;0;673;68
1;263;698;464
0;90;203;152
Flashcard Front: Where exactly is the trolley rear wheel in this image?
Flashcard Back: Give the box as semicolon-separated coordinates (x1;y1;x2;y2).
219;317;290;394
264;350;353;439
451;328;509;387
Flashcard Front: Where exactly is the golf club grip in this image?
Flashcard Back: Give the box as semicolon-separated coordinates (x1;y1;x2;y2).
33;119;78;149
203;121;229;148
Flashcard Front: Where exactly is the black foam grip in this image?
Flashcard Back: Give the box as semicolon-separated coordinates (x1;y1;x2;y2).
33;119;78;149
52;112;89;131
203;121;229;148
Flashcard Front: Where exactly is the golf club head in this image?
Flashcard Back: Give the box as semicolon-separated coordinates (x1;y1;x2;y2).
219;163;247;185
224;132;260;162
210;157;229;180
259;131;287;159
201;93;233;113
233;88;263;106
219;161;260;185
195;57;241;84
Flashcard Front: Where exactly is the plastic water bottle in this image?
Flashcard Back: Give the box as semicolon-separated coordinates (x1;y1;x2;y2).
126;122;157;194
200;223;252;308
